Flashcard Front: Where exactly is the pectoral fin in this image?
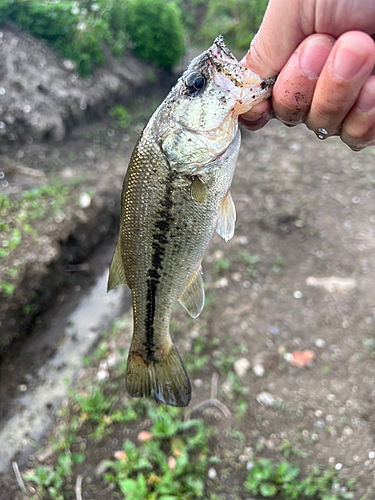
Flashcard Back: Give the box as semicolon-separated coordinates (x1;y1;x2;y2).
107;241;127;291
178;266;204;318
216;190;236;242
190;177;208;203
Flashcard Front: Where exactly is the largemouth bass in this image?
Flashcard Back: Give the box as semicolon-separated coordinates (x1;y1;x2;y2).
108;36;275;407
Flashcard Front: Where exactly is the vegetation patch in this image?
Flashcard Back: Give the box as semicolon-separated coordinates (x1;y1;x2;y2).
0;0;185;74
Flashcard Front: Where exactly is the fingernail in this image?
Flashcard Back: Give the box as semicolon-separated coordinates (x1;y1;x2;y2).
300;37;332;78
356;80;375;112
332;46;367;80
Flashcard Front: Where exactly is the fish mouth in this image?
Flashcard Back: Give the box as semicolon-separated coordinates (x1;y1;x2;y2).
207;35;276;106
208;35;238;64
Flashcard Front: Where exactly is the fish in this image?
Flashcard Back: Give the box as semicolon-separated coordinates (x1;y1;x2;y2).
108;36;275;407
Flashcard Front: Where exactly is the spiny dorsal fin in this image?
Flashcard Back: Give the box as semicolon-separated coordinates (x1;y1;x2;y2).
107;241;127;291
216;190;236;242
178;265;204;318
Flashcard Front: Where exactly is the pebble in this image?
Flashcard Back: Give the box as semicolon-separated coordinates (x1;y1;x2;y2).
94;459;109;477
253;363;265;377
96;369;109;381
79;192;91;208
256;392;276;407
343;426;353;436
221;380;232;397
62;59;76;71
315;338;326;348
269;326;280;335
193;378;203;388
234;357;251;377
208;468;217;479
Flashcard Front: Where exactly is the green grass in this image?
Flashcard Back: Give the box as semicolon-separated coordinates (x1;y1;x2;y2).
0;0;184;75
245;459;355;499
109;105;132;129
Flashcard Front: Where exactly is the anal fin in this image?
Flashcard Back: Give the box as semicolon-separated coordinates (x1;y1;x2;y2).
178;265;204;318
126;345;191;407
216;190;236;242
107;240;127;291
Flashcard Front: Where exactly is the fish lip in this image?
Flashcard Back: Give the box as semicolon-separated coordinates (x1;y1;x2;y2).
208;35;238;64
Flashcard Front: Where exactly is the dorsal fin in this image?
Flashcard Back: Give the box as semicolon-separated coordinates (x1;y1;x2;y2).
107;240;127;291
178;265;204;318
216;190;236;242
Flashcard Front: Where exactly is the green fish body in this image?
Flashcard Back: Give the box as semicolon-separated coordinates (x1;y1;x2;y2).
108;36;275;406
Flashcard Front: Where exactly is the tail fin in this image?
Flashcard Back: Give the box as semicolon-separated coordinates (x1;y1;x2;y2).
126;345;191;407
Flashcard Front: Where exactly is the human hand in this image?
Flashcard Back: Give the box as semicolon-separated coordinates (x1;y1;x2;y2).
240;0;375;151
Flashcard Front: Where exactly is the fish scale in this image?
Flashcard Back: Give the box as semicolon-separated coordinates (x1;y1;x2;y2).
108;36;275;406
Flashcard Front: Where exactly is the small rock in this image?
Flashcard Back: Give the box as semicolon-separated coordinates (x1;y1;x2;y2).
79;192;91;208
306;276;357;296
256;392;276;407
343;426;353;437
215;277;228;288
269;326;280;335
94;459;109;477
193;378;203;388
315;339;326;348
221;380;233;397
96;369;109;381
208;467;217;479
63;59;76;71
253;363;265;377
234;357;251;377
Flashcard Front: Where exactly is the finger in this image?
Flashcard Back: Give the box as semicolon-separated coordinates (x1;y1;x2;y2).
240;0;313;78
271;34;334;126
241;0;375;79
305;31;375;137
239;99;272;131
340;75;375;150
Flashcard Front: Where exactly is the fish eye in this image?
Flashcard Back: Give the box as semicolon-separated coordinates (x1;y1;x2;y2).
186;72;207;95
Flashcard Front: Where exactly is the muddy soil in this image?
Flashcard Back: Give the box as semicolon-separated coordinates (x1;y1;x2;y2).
1;105;375;497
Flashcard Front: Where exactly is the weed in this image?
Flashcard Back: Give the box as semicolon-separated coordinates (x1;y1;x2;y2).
184;353;209;371
74;386;115;422
278;439;308;459
362;337;375;352
245;459;355;499
213;255;231;273
23;451;84;500
109;105;132;129
104;404;211;499
272;255;284;274
1;280;15;297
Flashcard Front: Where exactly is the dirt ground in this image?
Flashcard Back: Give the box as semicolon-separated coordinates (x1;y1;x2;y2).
2;106;375;498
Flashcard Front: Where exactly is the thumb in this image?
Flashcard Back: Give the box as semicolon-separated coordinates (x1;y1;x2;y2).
240;0;313;78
